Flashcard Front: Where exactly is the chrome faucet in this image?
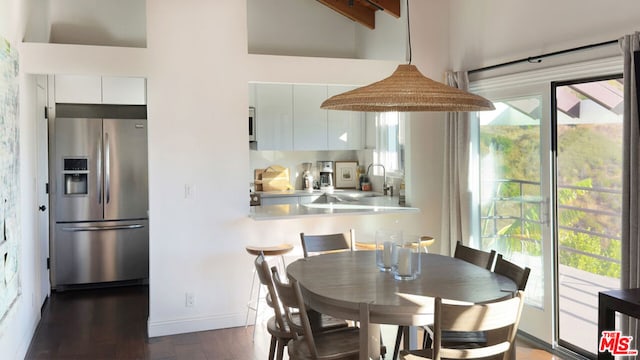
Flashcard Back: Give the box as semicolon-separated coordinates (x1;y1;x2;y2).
367;163;392;195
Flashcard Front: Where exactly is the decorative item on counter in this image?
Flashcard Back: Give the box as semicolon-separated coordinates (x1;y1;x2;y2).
335;161;358;189
355;165;365;190
261;165;293;191
361;180;372;191
398;178;406;205
359;172;371;191
254;169;264;191
375;229;401;272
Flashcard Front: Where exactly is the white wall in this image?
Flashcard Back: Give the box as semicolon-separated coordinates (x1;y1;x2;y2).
449;0;640;72
0;1;47;358
354;1;406;61
46;0;145;47
248;0;357;58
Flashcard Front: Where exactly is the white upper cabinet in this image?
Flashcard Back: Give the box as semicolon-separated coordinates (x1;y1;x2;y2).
54;75;102;104
251;83;364;151
102;77;146;105
327;85;364;150
54;75;146;105
293;85;328;151
254;83;293;151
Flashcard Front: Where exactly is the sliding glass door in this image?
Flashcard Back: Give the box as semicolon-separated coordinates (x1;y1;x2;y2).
554;76;623;357
472;84;555;344
470;58;624;353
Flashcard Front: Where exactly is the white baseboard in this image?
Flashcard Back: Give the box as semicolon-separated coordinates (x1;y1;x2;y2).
147;312;245;337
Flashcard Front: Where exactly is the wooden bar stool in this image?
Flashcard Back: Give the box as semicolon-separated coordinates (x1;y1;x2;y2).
245;244;294;340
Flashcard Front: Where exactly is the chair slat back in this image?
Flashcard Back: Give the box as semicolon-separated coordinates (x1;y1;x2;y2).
453;241;496;270
254;254;286;331
434;291;525;360
271;267;320;358
300;229;354;258
494;254;531;291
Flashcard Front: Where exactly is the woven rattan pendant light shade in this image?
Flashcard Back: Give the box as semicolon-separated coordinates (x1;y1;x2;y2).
320;64;495;112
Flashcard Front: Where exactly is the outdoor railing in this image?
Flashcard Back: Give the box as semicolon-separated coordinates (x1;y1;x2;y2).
480;178;622;269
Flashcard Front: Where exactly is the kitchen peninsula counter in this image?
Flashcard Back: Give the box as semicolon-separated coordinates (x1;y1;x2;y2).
249;190;420;220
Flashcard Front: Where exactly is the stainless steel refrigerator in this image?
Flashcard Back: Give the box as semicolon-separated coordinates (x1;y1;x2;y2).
51;104;149;289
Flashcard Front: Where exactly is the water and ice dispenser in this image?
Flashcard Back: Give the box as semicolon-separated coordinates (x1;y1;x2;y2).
63;158;88;195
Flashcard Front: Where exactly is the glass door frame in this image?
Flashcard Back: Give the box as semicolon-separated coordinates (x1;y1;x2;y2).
470;82;555;344
469;56;622;349
551;74;623;358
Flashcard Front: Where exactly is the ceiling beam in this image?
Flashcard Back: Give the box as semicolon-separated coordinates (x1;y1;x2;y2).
366;0;400;18
317;0;376;29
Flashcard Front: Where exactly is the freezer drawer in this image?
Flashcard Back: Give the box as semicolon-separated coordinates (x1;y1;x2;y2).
53;220;149;287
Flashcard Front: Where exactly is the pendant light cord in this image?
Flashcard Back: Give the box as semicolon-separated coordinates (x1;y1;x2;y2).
406;0;412;64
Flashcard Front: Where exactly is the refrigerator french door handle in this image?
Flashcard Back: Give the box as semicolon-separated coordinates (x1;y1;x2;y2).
97;137;102;205
61;224;144;232
105;132;111;204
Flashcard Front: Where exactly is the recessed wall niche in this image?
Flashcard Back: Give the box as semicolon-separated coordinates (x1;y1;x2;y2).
24;0;146;48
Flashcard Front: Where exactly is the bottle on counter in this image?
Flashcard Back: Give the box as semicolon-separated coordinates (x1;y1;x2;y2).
398;178;406;205
357;166;366;190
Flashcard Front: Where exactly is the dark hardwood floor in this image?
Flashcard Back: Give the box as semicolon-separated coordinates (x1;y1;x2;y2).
25;285;562;360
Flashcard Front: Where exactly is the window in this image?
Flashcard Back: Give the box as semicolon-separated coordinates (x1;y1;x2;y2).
372;112;405;176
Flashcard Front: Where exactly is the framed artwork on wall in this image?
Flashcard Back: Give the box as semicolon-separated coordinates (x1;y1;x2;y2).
335;161;358;189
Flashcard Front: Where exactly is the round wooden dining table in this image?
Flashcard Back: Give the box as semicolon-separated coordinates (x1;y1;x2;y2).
286;250;518;360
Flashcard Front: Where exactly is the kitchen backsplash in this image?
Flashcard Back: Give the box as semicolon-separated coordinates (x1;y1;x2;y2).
250;149;374;191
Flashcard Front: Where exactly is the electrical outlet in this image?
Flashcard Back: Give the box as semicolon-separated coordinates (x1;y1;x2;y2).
185;292;195;307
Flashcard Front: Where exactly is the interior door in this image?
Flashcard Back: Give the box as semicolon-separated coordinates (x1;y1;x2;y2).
36;75;50;303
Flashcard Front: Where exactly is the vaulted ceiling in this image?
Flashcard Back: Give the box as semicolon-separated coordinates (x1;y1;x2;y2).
317;0;401;29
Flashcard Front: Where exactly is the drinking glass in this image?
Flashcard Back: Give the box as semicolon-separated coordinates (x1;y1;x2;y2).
375;229;401;272
393;233;423;280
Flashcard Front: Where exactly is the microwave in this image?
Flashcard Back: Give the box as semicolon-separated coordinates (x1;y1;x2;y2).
249;107;256;142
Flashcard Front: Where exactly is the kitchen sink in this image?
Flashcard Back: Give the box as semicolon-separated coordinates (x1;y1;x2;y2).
302;203;395;210
311;191;382;204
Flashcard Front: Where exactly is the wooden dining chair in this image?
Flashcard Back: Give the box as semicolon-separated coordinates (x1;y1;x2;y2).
300;229;354;258
453;241;496;270
493;254;531;291
400;291;525;360
422;253;531;356
395;241;497;359
254;254;350;360
270;266;362;360
254;254;294;360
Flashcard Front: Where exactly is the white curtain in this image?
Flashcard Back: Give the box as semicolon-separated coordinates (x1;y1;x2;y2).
621;32;640;344
440;71;473;255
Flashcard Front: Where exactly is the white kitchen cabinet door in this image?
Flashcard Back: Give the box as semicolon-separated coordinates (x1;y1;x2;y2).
55;75;102;104
102;76;146;105
255;84;293;151
327;85;364;150
293;85;328;151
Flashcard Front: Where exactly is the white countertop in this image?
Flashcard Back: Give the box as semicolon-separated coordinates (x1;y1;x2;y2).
249;190;419;220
